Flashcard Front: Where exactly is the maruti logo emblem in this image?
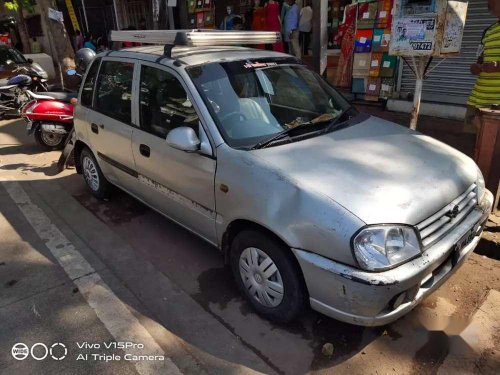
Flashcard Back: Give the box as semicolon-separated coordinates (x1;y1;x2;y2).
446;205;460;219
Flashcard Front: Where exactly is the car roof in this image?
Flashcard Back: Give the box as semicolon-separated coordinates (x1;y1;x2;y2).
101;45;292;66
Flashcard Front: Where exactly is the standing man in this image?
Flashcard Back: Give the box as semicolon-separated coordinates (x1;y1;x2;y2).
299;0;313;56
466;0;500;131
285;0;300;58
74;30;84;50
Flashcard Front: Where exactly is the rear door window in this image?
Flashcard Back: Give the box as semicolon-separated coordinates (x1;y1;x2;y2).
94;60;134;124
80;58;101;107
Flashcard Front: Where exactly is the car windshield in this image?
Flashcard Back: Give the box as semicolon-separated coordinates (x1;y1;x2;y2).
0;47;27;65
187;60;353;148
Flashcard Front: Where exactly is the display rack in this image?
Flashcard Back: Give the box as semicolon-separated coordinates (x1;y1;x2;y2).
187;0;215;29
351;0;398;101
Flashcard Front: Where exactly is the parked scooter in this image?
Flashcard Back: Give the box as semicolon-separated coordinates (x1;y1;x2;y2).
19;48;96;150
21;85;78;149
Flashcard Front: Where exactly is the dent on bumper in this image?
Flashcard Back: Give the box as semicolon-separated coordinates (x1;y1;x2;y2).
294;190;493;327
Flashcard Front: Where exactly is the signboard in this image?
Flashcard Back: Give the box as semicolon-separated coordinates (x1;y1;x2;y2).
390;0;469;57
65;0;81;32
441;1;468;54
48;8;64;22
390;16;437;56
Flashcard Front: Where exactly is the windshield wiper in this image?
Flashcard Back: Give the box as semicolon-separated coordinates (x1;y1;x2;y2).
251;110;352;150
322;107;353;134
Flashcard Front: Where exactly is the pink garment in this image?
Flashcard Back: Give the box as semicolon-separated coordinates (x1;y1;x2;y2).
265;2;284;52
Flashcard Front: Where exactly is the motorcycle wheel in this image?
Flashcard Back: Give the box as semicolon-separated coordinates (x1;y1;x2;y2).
35;129;67;150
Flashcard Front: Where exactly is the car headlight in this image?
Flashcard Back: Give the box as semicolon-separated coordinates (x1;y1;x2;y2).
476;167;486;203
352;225;421;271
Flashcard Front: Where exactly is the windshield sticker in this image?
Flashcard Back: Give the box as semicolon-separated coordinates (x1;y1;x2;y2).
243;61;278;69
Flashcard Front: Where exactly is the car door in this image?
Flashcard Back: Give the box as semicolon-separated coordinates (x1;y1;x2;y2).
131;62;217;243
86;58;137;189
74;57;101;149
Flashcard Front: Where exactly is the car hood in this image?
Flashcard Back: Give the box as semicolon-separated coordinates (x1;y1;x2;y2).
251;116;477;225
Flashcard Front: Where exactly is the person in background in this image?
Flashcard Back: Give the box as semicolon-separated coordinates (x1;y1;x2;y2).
138;18;147;30
83;32;97;51
265;0;284;52
96;36;108;53
465;0;500;132
233;16;244;31
299;0;312;56
122;26;137;48
252;0;267;49
31;37;41;53
74;29;84;50
284;0;300;58
281;0;290;53
220;6;241;31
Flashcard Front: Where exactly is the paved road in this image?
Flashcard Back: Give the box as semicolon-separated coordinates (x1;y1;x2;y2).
1;118;499;374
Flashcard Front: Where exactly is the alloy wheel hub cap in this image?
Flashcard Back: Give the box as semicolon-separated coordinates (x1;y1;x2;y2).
239;247;284;308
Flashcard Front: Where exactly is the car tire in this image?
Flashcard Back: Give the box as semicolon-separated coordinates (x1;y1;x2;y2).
80;148;111;200
230;229;307;323
35;128;66;150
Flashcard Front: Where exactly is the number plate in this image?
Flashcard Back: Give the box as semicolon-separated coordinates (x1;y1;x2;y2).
455;228;475;252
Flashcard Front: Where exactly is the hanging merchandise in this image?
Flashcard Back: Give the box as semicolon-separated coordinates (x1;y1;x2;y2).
376;0;393;28
380;53;397;77
357;1;378;29
334;3;358;87
353;52;371;76
354;29;373;53
372;28;391;52
366;76;381;97
369;52;383;76
352;77;367;94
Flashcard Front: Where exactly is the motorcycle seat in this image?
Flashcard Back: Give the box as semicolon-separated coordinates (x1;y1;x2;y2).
42;92;78;103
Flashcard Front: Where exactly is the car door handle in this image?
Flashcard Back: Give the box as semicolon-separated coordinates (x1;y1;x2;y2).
91;123;100;134
139;144;150;157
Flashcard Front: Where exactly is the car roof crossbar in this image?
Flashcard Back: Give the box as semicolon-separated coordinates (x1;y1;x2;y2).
109;30;282;58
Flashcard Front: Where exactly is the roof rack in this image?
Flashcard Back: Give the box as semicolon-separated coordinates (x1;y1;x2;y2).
109;30;282;58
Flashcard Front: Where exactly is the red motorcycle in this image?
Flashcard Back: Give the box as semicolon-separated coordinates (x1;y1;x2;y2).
20;88;77;150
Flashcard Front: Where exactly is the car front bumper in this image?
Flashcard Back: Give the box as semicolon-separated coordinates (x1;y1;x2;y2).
293;190;494;327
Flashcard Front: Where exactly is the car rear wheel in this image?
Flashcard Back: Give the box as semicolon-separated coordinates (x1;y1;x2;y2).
80;148;111;200
230;230;307;323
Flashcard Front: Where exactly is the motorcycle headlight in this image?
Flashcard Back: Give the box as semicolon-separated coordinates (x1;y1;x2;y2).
476;167;486;203
353;225;421;271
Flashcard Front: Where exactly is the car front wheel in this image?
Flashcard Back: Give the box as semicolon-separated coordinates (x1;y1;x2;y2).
230;230;307;323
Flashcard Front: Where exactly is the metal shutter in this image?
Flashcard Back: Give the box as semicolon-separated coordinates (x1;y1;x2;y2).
399;0;497;105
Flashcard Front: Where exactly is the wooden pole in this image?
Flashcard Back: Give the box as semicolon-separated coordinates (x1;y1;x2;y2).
409;56;427;130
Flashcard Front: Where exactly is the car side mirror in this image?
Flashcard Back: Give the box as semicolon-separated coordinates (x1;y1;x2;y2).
166;126;200;152
27;58;33;64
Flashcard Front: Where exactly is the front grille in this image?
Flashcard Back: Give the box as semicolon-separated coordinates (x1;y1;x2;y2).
416;183;477;248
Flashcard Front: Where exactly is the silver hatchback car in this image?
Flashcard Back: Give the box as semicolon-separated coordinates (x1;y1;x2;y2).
73;31;493;326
